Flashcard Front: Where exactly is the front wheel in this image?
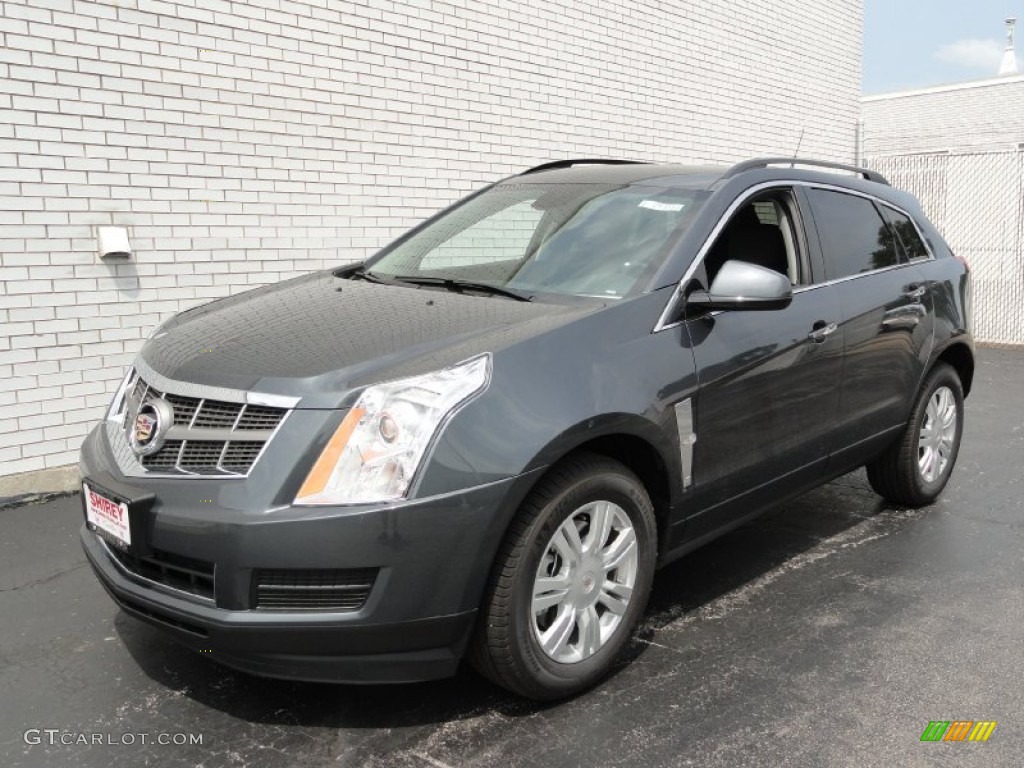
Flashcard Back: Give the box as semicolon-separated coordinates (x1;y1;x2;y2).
867;362;964;507
470;453;657;700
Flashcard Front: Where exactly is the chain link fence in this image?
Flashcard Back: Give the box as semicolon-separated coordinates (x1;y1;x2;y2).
863;149;1024;347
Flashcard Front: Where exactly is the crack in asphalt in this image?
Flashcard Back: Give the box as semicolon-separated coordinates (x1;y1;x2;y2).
0;561;89;593
0;491;79;511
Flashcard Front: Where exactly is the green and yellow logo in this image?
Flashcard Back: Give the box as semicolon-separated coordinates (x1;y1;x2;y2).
920;721;997;742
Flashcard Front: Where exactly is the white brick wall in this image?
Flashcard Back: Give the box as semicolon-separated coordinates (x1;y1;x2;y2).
0;0;861;477
861;75;1024;155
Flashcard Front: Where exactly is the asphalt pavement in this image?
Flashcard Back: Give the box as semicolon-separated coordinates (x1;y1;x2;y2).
1;348;1021;768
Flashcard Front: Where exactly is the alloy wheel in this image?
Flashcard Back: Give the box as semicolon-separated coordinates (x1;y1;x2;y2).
918;385;957;483
531;500;638;664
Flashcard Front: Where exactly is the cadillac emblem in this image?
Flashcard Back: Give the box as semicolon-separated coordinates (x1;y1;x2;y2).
129;398;174;456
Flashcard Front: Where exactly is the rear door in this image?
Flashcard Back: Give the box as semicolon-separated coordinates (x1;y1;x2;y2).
803;187;934;465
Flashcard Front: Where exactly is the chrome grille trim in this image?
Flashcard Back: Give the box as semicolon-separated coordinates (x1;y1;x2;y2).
132;356;300;409
106;361;296;479
188;398;203;429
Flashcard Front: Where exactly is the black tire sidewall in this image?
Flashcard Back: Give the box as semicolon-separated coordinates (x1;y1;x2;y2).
506;466;656;696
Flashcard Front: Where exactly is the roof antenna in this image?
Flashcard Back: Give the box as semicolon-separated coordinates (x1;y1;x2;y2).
790;129;805;168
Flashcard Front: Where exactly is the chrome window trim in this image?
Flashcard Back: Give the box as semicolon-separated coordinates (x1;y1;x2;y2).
652;179;936;333
97;536;216;606
791;260;927;294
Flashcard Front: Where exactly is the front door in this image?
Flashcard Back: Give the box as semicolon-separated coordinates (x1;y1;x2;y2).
680;191;844;538
685;286;843;528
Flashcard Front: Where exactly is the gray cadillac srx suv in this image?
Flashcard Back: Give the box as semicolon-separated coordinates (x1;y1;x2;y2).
80;158;973;700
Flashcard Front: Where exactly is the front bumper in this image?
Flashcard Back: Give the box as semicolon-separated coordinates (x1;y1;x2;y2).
81;527;477;682
79;424;536;684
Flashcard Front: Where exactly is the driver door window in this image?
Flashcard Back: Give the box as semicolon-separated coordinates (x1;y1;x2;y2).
703;193;804;287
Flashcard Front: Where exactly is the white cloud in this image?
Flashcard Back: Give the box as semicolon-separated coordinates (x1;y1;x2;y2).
934;38;1015;71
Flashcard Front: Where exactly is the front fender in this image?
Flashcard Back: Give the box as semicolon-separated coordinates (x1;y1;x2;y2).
413;290;698;505
518;411;679;486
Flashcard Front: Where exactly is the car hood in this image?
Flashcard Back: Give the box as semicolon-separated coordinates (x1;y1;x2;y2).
139;271;597;407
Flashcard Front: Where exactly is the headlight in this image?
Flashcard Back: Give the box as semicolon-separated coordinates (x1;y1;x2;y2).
295;354;491;505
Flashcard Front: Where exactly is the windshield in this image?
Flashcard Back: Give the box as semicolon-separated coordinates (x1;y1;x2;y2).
363;182;708;300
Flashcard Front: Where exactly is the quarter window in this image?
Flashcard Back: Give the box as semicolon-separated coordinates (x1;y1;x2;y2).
881;206;930;261
807;188;901;280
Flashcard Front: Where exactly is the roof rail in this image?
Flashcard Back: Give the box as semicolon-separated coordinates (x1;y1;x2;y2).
722;157;890;186
519;158;649;176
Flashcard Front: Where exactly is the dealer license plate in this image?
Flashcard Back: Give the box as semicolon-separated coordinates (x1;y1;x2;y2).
83;482;132;550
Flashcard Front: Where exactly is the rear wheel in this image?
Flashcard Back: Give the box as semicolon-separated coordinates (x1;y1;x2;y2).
471;453;656;700
867;362;964;507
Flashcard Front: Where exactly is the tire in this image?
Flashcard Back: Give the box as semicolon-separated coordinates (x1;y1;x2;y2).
866;362;964;507
470;453;657;700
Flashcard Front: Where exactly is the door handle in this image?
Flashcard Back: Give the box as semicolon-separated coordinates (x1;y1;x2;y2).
903;284;927;300
808;320;838;343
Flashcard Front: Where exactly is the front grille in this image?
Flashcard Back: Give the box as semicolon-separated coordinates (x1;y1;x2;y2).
236;405;286;430
164;393;199;425
221;441;264;471
252;568;378;611
122;370;288;476
105;542;215;602
192;400;243;429
143;440;183;469
174;440;224;473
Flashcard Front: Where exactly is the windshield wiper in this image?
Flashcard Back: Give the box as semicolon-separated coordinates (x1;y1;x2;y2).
342;266;399;285
389;276;533;302
342;267;533;301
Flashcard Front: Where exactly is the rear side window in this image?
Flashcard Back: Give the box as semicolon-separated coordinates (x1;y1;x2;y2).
807;189;901;279
881;206;930;261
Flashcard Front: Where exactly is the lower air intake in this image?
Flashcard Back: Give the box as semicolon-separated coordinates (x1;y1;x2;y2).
252;568;378;611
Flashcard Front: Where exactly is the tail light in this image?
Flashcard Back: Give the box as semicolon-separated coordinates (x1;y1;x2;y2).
953;253;970;272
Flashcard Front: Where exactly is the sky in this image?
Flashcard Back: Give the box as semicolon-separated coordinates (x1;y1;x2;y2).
863;0;1023;93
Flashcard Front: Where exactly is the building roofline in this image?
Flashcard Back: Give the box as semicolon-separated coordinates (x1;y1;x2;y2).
862;73;1024;102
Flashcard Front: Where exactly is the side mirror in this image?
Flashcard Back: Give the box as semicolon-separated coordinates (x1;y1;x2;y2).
687;260;793;312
